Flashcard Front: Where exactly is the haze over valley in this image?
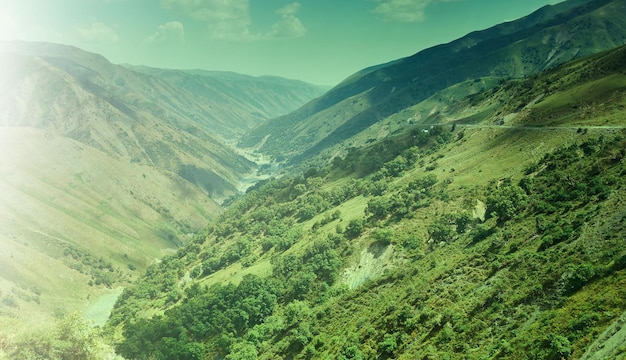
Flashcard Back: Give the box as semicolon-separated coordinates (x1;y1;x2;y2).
1;0;626;358
0;40;326;332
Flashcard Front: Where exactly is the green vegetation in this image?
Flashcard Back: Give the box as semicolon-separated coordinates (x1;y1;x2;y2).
109;128;626;359
4;6;626;359
104;43;626;359
63;245;126;288
4;312;116;359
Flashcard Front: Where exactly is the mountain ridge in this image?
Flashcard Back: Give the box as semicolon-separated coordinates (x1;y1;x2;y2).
239;0;626;164
122;64;329;140
0;40;325;334
105;43;626;359
1;1;626;358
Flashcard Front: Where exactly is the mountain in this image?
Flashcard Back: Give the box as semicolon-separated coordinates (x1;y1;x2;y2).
102;44;626;359
124;65;329;140
239;0;626;163
0;127;219;329
0;41;323;330
2;0;626;358
0;41;253;198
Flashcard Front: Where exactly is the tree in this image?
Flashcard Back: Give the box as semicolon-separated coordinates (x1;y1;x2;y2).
226;341;258;360
339;345;365;360
559;263;595;295
292;183;307;197
379;333;398;355
366;197;392;219
373;228;394;245
454;212;474;233
428;217;455;243
384;155;408;177
190;265;202;278
10;312;108;360
288;321;313;350
298;204;318;220
546;333;571;359
284;300;312;328
345;218;365;239
485;184;528;224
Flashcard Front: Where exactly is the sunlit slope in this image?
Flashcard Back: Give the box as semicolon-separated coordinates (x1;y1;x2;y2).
0;126;220;328
0;41;324;334
107;45;626;359
0;42;255;200
240;0;626;163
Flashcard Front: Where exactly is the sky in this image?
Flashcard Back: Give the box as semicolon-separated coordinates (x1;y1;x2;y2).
0;0;564;86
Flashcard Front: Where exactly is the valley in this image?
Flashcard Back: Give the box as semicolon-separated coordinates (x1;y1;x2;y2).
104;42;626;359
0;42;323;340
1;0;626;358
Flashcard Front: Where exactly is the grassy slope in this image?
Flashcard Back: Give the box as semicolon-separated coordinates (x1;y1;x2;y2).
239;0;626;164
0;40;325;336
0;42;322;357
0;45;236;335
0;127;221;333
103;46;626;359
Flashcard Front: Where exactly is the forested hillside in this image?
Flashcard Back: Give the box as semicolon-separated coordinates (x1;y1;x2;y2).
2;1;625;358
239;0;626;164
97;45;626;359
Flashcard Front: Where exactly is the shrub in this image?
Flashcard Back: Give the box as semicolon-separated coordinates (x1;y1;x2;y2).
559;263;596;295
379;333;398;355
366;197;393;219
10;312;105;360
190;265;202;278
486;185;528;224
454;212;474;233
339;345;365;360
373;229;394;245
428;216;455;243
547;333;571;359
345;219;365;239
384;156;408;177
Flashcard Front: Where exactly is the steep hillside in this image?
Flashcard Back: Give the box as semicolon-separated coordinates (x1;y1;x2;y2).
0;42;322;336
0;41;253;199
240;0;626;163
100;45;626;359
125;66;328;139
0;127;218;330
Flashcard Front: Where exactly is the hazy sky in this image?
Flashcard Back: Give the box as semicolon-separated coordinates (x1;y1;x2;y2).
1;0;563;85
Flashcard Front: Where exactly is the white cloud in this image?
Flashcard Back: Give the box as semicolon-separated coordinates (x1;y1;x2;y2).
147;21;185;44
269;2;306;38
161;0;250;40
276;2;301;16
372;0;458;23
77;21;119;43
161;0;305;41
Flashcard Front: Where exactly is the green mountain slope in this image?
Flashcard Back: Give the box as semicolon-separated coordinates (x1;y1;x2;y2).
0;41;253;198
0;42;323;336
0;127;219;330
123;66;328;140
102;45;626;359
239;0;626;164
